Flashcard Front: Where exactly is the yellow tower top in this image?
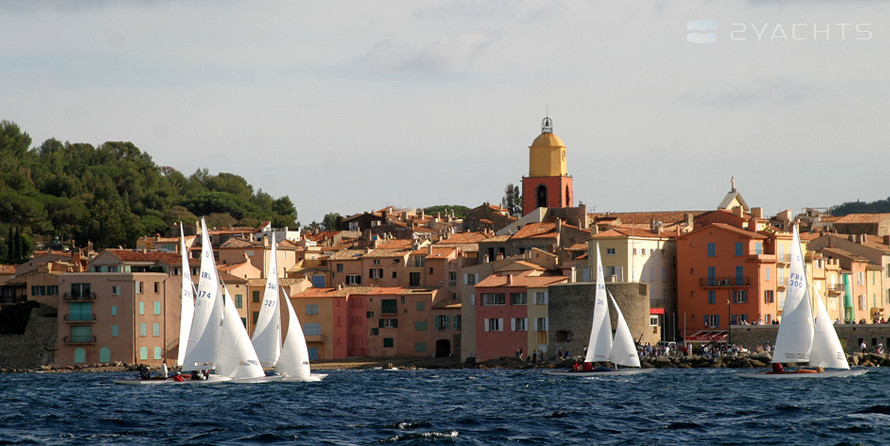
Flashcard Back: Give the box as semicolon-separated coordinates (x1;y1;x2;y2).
528;116;567;177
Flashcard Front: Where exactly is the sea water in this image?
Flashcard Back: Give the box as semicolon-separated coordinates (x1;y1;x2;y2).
0;367;888;445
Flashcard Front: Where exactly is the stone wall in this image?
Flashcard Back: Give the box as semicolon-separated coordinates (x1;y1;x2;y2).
0;305;58;370
730;324;890;354
547;282;657;358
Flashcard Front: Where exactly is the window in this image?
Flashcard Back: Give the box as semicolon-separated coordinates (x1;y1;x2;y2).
429;267;434;275
859;295;866;310
755;242;763;255
510;292;527;305
454;315;462;331
484;318;503;332
735;266;744;286
708;290;716;305
253;311;260;324
153;282;159;293
414;321;428;331
379;318;398;328
465;273;477;285
336;263;344;273
707;243;716;257
764;290;775;303
409;272;421;286
383;338;394;348
449;271;457;286
735;242;743;256
235;294;243;308
69;302;92;321
154;301;161;315
434;315;450;330
135;281;143;294
304;323;322;336
482;293;506;306
70;325;92;343
112;286;121;296
154;347;162;360
512;317;527;331
381;299;397;314
369;268;383;279
416;301;425;311
139;301;145;315
111;325;119;337
306;304;319;315
704;314;720;328
606;248;616;255
346;274;362;285
139;323;147;337
111;305;117;316
70;283;91;298
415;342;428;352
152;323;160;337
766;267;771;282
253;291;261;303
373;259;380;265
650;315;659;326
733;290;747;304
535;292;547;305
536;317;548;332
139;347;147;360
311;275;326;287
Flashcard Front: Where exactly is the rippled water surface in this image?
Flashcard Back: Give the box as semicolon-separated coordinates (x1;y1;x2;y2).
1;367;889;444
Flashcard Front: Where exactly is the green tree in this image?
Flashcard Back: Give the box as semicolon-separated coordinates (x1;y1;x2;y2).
321;213;346;231
500;183;522;216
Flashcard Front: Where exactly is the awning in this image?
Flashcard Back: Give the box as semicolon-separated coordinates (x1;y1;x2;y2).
649;308;665;315
683;330;728;343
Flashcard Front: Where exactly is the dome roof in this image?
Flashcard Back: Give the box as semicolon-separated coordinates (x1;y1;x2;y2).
530;132;565;148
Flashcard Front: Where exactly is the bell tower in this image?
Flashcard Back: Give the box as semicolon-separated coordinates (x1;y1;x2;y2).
521;116;573;215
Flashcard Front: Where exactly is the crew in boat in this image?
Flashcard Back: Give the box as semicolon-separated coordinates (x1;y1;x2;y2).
772;363;784;373
172;371;184;382
139;364;151;380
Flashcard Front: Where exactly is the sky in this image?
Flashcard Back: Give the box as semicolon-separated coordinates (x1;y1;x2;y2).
2;1;889;225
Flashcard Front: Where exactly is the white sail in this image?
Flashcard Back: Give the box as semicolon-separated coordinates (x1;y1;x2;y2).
181;218;222;371
810;288;850;370
608;290;641;368
251;233;282;367
216;283;265;379
276;289;311;379
772;224;814;364
176;224;196;367
585;242;613;363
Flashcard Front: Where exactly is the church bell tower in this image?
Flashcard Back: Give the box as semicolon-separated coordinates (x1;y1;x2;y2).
521;116;573;215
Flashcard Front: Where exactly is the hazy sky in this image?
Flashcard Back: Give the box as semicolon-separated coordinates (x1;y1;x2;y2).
2;1;888;224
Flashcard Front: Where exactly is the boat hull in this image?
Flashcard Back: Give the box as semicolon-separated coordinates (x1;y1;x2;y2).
112;375;233;385
543;368;654;377
280;373;328;382
737;368;869;379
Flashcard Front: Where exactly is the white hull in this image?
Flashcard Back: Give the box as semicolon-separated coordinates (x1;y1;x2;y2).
543;368;654;377
112;375;233;385
737;368;869;379
280;373;328;382
227;375;287;384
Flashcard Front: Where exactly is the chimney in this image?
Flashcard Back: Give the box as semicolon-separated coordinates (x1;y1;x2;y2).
506;274;513;285
569;266;576;283
483;254;490;264
556;218;562;233
861;234;868;244
752;207;764;218
733;206;744;217
428;245;433;255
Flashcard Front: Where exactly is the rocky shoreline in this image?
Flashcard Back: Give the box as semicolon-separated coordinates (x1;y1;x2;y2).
2;352;887;373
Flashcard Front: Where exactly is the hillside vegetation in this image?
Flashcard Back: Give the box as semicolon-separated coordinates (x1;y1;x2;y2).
0;120;298;260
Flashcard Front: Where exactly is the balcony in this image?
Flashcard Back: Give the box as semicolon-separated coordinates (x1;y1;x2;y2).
699;277;751;287
63;292;97;301
64;313;97;323
775;254;791;264
63;335;96;344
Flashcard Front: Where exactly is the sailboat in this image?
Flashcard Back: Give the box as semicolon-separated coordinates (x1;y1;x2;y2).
251;234;326;382
115;219;230;385
216;282;282;383
545;242;653;376
739;224;867;379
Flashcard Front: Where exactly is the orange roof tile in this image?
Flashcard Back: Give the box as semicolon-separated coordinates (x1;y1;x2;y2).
106;249;181;264
511;222;557;240
834;213;890;224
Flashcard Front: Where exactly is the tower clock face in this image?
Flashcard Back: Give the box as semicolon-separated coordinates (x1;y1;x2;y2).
561;150;566;160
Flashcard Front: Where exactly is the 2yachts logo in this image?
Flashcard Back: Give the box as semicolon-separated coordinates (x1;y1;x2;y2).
687;20;872;43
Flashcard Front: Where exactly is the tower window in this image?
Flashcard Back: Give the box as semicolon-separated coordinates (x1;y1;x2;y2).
536;184;548;208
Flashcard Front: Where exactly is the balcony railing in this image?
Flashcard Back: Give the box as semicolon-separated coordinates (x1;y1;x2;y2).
699;277;751;287
64;313;97;323
63;292;97;301
775;254;791;263
63;335;97;344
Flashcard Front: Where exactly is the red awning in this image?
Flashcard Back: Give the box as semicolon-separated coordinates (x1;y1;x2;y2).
649;308;665;315
684;330;728;343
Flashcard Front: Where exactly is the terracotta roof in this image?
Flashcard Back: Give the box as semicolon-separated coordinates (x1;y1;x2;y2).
511;222;557;240
375;239;416;250
219;237;263;249
476;272;568;288
834;213;890;224
438;232;488;245
105;249;181;264
363;248;411;259
482;234;512;243
677;223;768;240
219;272;249;284
411;247;457;258
0;264;16;274
590;210;707;225
328;249;366;261
566;243;588;251
592;226;676;239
